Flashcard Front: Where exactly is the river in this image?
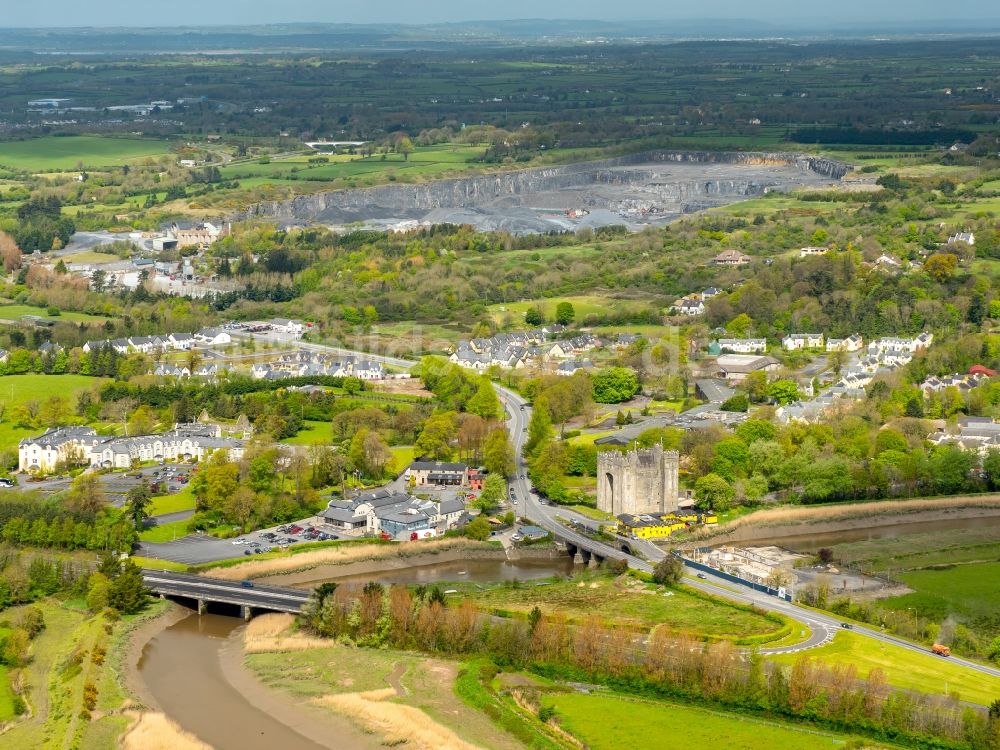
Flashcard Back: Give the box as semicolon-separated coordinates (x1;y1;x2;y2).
134;556;576;750
295;556;577;588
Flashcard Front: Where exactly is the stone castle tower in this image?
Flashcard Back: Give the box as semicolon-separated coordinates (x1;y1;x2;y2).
597;444;679;516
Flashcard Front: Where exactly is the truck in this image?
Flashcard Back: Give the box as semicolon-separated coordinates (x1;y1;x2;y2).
932;643;951;657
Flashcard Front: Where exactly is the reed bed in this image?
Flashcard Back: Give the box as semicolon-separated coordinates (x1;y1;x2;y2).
121;712;213;750
243;613;329;653
314;690;480;750
688;495;1000;542
206;538;486;580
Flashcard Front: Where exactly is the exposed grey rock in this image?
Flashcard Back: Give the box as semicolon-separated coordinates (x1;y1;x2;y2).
235;149;849;234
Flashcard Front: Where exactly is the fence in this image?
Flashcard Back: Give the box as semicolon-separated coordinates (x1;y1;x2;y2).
675;551;793;602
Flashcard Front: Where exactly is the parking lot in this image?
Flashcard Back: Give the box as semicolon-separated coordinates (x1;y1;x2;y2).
9;462;197;507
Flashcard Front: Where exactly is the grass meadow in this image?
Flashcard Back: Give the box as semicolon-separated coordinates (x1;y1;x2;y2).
769;631;1000;706
0;374;108;453
0;303;109;324
0;136;173;171
461;574;781;640
546;691;870;750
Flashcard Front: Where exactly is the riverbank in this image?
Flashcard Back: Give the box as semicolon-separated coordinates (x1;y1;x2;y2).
201;537;565;585
684;495;1000;547
125;604;375;750
242;614;524;750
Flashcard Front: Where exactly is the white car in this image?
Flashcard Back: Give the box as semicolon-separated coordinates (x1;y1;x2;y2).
231;538;246;545
511;533;523;542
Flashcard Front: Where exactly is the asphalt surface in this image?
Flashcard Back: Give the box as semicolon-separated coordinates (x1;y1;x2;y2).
142;570;309;613
496;384;1000;672
11;462;197;507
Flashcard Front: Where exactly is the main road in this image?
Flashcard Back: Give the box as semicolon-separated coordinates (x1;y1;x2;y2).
495;384;1000;674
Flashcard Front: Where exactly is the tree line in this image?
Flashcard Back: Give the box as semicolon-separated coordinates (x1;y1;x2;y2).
301;577;1000;750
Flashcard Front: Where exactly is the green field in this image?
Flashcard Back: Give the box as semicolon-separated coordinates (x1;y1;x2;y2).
0;303;109;324
486;294;646;328
546;692;868;750
886;561;1000;623
148;485;197;516
281;419;330;446
769;631;1000;706
0;136;173;171
220;143;487;183
820;526;1000;574
461;574;781;640
0;374;108;452
390;444;416;471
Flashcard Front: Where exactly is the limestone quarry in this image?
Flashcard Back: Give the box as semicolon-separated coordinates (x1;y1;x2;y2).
236;150;849;234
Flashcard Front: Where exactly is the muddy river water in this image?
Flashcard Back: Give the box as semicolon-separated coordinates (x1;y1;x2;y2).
135;557;577;750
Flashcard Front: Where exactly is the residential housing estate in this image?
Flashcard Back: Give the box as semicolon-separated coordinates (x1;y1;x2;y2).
19;423;245;473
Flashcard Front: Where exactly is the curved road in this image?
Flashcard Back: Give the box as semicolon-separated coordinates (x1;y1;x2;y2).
496;384;1000;673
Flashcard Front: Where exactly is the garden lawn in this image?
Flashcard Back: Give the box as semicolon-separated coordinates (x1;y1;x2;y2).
0;135;172;171
282;419;329;445
390;445;415;470
139;518;191;543
546;692;867;750
0;304;108;324
148;485;196;516
769;631;1000;706
463;575;779;639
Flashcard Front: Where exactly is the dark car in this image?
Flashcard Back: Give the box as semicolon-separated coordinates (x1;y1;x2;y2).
243;549;252;556
840;622;854;630
241;580;254;588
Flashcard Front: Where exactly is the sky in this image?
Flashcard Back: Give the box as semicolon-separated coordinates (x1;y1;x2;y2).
3;1;998;28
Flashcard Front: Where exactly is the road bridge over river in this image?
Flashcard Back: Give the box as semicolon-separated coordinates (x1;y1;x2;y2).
142;571;309;619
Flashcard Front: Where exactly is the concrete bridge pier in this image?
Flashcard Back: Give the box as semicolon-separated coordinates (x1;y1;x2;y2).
579;549;592;566
243;605;253;622
197;598;206;616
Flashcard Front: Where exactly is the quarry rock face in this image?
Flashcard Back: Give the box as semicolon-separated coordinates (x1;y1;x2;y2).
235;150;849;233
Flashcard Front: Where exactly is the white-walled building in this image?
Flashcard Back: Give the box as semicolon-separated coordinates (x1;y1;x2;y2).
782;333;824;351
717;338;767;354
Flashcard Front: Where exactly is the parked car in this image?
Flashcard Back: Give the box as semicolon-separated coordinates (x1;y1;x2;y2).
0;478;14;488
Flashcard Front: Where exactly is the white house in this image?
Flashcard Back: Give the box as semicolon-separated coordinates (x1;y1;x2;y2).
169;332;195;350
19;427;104;473
675;299;705;316
948;232;975;246
782;333;824;351
799;246;829;258
270;318;306;336
195;327;232;346
874;254;903;270
826;334;863;353
717;338;767;354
